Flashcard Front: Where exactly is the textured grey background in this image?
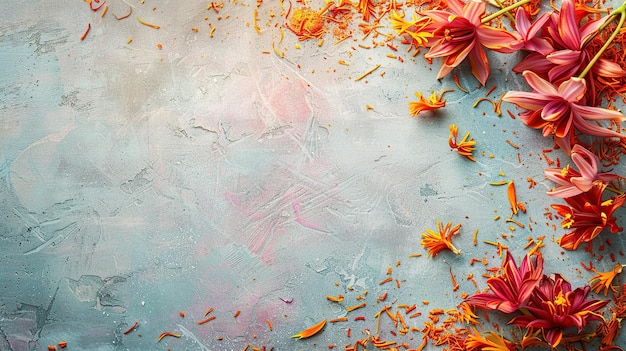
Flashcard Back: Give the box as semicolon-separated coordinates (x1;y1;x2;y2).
1;0;624;350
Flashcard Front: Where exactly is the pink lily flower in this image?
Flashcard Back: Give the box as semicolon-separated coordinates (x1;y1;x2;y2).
544;144;621;198
547;0;624;83
514;8;552;55
502;70;625;152
510;273;609;348
422;0;521;85
513;0;624;85
465;251;543;314
552;182;625;250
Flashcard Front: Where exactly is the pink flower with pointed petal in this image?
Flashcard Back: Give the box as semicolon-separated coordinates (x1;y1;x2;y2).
546;0;624;82
513;0;624;85
465;251;543;313
544;144;621;198
514;8;553;55
503;70;625;152
552;182;625;250
513;0;626;88
422;0;521;85
510;273;609;348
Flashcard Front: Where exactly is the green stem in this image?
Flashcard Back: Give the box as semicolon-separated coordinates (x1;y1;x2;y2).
578;9;626;79
493;0;517;24
481;0;531;24
606;184;625;196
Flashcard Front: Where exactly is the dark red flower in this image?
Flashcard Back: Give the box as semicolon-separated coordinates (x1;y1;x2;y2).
551;182;625;250
465;251;543;313
510;273;609;348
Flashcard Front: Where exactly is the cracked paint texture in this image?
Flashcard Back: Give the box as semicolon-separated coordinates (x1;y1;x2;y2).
1;0;625;350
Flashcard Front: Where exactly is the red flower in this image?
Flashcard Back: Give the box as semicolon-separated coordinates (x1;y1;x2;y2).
422;0;520;85
510;273;609;348
465;251;544;313
551;182;625;250
544;144;621;198
502;70;625;152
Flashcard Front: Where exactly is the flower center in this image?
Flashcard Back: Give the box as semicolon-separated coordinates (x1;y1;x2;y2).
562;214;574;229
601;199;614;207
554;291;569;308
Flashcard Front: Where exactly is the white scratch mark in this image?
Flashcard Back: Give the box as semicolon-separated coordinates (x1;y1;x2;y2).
177;324;212;351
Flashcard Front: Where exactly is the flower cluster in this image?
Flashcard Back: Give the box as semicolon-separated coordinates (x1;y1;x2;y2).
396;0;626;250
545;144;626;250
282;0;626;349
465;251;610;348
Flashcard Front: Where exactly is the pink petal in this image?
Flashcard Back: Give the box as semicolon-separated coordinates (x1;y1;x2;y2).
527;12;551;39
571;104;626;122
422;10;454;24
523;70;558;96
515;8;531;36
544;168;571;185
553;133;573;154
513;53;553;74
525;38;554;55
571;144;598;180
547;49;581;66
502;91;551;110
558;0;581;49
468;45;489;85
541;100;568;122
426;40;468;58
570;177;594;192
580;16;610;44
549;64;581;84
547;186;583;198
477;25;520;53
553;110;574;138
446;0;466;16
557;77;586;102
572;115;626;139
443;38;476;68
462;0;485;26
592;58;626;78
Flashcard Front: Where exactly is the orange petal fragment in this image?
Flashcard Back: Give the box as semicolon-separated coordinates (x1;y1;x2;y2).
507;180;518;215
420;219;461;258
291;319;327;339
448;124;476;161
589;263;623;295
